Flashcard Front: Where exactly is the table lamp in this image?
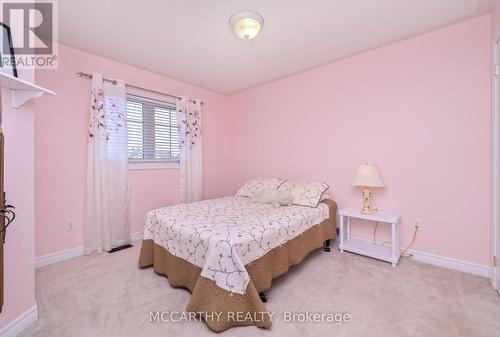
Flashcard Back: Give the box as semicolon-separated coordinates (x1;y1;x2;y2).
352;163;384;214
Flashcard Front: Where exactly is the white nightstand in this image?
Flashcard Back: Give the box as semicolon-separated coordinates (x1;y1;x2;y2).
338;208;401;267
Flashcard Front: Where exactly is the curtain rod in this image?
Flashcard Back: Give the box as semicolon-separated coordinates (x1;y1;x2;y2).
76;72;203;105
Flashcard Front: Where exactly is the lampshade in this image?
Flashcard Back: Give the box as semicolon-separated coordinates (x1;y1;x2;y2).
352;164;385;188
229;10;264;40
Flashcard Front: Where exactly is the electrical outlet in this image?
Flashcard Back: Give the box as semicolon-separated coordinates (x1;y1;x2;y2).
413;218;421;231
66;220;75;232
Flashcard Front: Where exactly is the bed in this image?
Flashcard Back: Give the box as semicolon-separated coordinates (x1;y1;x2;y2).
138;195;337;332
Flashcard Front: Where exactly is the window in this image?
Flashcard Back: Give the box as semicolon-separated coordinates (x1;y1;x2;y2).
126;90;180;169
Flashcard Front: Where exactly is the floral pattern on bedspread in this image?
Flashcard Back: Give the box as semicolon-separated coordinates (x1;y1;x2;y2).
143;196;329;294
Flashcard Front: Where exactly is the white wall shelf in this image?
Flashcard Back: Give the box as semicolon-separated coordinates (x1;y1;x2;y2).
0;72;55;108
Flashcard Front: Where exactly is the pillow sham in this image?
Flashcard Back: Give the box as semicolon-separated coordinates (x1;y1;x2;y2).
278;180;329;207
235;178;285;198
251;188;293;208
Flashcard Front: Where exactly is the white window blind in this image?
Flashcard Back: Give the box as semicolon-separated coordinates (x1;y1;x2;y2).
126;92;180;162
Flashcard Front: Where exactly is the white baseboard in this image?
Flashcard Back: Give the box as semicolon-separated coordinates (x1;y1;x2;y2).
408;248;490;278
37;231;490;277
0;305;38;337
344;236;490;278
35;231;144;268
35;246;84;268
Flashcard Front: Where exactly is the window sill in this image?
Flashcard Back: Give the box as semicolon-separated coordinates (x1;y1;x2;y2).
128;161;180;171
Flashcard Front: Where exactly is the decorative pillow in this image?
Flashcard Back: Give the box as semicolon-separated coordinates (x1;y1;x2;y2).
235;178;285;198
278;181;329;207
251;189;293;208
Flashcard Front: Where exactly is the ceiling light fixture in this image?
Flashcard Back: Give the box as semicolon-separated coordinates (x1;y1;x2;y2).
229;10;264;40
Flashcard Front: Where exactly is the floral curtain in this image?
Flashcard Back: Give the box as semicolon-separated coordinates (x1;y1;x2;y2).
84;72;130;254
176;97;202;203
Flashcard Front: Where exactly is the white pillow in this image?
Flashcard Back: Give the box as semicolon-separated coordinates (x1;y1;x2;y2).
278;181;329;207
251;189;293;208
235;178;285;198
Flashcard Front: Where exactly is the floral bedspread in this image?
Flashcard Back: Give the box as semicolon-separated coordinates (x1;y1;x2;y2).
143;196;329;294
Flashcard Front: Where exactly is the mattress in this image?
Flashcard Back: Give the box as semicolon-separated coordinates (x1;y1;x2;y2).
143;196;330;294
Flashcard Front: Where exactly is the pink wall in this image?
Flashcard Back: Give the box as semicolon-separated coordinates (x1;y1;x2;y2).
227;15;492;265
35;16;492;267
0;72;36;327
34;44;233;257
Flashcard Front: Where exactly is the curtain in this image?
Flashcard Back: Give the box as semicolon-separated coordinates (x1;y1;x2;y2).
176;97;202;203
84;72;130;254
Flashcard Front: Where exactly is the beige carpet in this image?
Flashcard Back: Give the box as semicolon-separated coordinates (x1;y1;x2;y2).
21;243;500;337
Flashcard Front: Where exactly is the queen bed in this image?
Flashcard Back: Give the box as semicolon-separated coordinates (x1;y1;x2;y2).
138;179;337;332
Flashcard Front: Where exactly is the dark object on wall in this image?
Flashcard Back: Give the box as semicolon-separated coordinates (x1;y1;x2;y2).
0;92;16;313
0;204;15;240
0;131;16;315
0;22;17;78
0;130;4;312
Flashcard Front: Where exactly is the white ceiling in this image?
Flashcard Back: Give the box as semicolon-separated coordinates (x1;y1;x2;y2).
59;0;493;94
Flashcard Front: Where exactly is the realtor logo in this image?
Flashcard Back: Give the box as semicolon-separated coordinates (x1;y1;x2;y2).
1;0;58;69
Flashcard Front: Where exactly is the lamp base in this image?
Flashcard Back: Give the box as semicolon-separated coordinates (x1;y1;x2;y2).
360;188;374;214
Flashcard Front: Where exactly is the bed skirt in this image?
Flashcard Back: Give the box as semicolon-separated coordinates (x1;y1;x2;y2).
138;200;337;332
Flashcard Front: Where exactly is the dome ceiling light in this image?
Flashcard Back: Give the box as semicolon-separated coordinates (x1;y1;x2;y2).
229;10;264;40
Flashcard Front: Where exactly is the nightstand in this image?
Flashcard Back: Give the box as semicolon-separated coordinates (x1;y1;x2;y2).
338;208;401;267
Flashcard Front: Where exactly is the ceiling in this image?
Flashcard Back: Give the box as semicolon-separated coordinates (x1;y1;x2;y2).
59;0;493;94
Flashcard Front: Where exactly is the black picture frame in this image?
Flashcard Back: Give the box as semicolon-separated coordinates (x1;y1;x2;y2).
0;23;17;78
